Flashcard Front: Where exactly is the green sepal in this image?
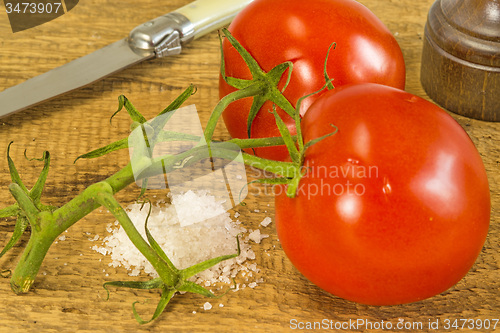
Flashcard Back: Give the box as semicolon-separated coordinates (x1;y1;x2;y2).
111;95;147;124
271;107;300;163
254;176;292;186
0;215;29;259
324;42;337;90
103;277;164;300
7;142;29;194
143;201;179;275
304;124;339;150
73;138;128;163
29;150;50;203
177;280;217;298
180;235;241;280
293;78;336;154
0;204;19;218
155;85;195;119
246;94;267;139
220;29;262;78
132;287;176;325
147;86;194;145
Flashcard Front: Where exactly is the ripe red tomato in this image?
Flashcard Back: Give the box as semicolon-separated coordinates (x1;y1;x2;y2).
274;83;490;305
220;0;406;161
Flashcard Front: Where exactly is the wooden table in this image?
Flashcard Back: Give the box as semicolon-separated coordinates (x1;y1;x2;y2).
0;0;498;332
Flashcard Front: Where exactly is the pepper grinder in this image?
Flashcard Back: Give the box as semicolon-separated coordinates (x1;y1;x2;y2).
420;0;499;122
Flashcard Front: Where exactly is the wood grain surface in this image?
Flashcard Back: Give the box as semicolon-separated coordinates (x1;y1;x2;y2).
0;0;499;332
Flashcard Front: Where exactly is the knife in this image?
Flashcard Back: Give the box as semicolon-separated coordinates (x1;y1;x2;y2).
0;0;253;118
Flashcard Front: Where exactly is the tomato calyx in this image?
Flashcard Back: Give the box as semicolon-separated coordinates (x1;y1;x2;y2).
212;28;338;198
218;28;296;140
270;88;338;197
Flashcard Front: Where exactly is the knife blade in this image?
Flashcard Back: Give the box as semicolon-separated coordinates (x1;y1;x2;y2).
0;0;253;118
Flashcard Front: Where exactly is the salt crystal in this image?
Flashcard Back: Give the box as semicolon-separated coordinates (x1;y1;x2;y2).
171;190;226;227
248;230;269;244
91;245;108;256
89;235;99;242
203;302;212;310
58;235;66;241
248;230;261;243
260;217;272;227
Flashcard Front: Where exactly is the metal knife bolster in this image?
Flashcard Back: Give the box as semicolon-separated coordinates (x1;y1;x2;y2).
128;12;195;58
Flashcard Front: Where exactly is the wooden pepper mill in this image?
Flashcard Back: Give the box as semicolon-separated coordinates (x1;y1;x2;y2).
420;0;499;122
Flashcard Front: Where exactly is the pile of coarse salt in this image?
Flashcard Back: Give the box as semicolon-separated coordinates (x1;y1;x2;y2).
92;190;266;289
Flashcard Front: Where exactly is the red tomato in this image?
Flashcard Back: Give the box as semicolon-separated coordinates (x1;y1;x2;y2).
220;0;406;161
274;83;490;305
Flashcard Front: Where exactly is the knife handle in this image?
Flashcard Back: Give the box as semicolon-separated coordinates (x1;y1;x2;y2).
129;0;253;58
175;0;254;40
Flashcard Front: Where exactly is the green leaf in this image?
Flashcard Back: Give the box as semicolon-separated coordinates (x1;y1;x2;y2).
0;216;29;258
73;138;128;163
